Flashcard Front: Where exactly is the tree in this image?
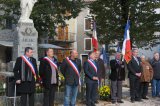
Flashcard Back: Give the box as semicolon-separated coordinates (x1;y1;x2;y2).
0;0;84;36
89;0;160;47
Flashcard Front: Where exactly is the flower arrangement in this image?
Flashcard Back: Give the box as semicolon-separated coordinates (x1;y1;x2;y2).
99;85;111;100
35;85;43;93
58;73;65;81
58;72;65;92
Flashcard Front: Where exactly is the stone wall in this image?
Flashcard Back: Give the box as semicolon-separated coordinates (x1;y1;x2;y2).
0;46;7;72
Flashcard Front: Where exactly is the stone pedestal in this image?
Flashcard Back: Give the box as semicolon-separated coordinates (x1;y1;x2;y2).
13;22;38;60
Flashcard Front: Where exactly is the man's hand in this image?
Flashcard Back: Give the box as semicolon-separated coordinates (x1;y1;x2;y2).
16;80;21;84
36;83;39;87
121;65;125;68
101;78;105;86
135;73;141;77
93;76;98;80
101;78;104;83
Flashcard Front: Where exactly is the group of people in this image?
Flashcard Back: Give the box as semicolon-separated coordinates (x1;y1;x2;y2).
109;48;160;104
13;47;160;106
13;47;105;106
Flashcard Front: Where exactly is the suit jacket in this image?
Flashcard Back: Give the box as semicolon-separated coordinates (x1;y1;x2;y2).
96;58;105;80
109;59;125;81
127;56;142;79
39;57;58;89
13;57;38;93
83;60;98;83
60;57;81;86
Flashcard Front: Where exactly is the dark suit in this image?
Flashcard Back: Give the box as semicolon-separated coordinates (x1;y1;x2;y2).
60;57;81;86
39;57;58;106
127;56;142;101
110;60;125;81
13;57;38;106
84;60;98;106
110;59;125;101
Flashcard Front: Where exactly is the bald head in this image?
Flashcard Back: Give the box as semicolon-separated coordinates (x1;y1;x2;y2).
141;55;146;62
154;52;159;61
95;50;100;59
89;51;96;60
115;53;121;60
70;50;78;59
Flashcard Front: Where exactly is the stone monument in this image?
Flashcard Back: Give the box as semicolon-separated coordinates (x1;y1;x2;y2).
18;0;37;23
13;0;38;60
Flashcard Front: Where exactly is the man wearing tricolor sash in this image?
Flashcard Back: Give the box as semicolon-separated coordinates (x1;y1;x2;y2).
60;50;81;106
39;48;59;106
13;47;38;106
83;51;99;106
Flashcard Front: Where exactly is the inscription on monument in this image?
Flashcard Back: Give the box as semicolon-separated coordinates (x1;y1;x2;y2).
13;22;38;60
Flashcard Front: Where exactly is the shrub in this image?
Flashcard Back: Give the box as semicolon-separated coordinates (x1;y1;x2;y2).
99;85;111;100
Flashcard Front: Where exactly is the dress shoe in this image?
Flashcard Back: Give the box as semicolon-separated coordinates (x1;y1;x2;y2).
131;100;135;103
142;97;149;100
135;99;143;102
112;101;116;104
95;100;99;104
117;100;124;103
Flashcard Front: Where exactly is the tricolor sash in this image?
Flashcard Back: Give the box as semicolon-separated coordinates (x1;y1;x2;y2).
43;57;58;70
66;57;81;85
87;59;97;73
21;55;37;80
87;59;99;85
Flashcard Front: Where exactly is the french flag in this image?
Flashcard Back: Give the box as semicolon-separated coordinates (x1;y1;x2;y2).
92;21;98;52
122;20;132;63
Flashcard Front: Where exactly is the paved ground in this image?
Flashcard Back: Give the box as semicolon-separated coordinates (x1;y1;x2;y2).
71;87;160;106
47;87;160;106
94;87;160;106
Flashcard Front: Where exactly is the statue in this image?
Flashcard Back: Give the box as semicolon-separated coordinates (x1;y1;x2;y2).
18;0;37;23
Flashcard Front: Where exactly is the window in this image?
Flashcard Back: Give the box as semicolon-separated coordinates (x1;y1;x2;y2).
80;54;88;66
5;17;12;29
84;17;92;31
57;25;68;40
84;38;92;51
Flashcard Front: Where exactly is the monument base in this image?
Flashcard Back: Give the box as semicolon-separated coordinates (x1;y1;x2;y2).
13;22;38;61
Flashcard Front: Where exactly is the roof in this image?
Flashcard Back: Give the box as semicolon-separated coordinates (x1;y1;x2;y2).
0;41;13;47
38;44;64;49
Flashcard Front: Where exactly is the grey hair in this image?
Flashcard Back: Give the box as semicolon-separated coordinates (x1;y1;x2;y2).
154;52;159;55
132;48;138;52
140;55;145;58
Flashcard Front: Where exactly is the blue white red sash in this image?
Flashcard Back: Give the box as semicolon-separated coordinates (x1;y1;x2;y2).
87;59;99;85
43;57;58;70
87;59;97;73
21;55;37;80
66;57;81;85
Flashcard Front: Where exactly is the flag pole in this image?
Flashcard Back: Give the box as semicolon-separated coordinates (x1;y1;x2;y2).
127;7;131;24
122;7;131;62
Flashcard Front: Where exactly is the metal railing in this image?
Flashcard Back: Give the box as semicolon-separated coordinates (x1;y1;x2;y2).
54;32;76;42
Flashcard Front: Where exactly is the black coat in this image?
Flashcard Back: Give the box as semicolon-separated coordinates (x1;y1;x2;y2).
83;60;98;83
109;59;125;81
127;56;142;79
60;57;81;86
39;57;59;89
13;57;38;93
